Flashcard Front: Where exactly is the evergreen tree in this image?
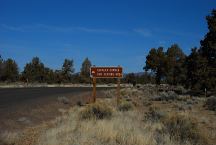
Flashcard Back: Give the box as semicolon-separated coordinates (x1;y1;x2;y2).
185;9;216;91
61;59;75;83
166;44;186;85
54;70;62;84
200;10;216;65
2;58;19;82
80;57;92;83
185;48;209;90
144;47;167;84
22;57;46;82
124;73;136;85
0;55;3;81
199;9;216;90
136;71;155;84
44;67;55;84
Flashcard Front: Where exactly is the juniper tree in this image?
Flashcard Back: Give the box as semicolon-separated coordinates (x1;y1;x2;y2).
166;44;186;85
80;57;92;83
0;55;3;81
22;57;46;82
144;47;167;84
61;59;75;83
199;9;216;90
2;58;19;82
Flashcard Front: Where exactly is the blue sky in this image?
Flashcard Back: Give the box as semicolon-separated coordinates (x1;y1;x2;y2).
0;0;215;73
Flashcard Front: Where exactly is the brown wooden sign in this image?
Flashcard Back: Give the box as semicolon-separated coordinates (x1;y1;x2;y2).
90;66;123;105
90;66;123;78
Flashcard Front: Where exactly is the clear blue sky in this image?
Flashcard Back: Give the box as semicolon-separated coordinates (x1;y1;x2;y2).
0;0;215;73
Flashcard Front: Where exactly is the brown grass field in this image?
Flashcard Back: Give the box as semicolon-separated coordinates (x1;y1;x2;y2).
0;86;216;145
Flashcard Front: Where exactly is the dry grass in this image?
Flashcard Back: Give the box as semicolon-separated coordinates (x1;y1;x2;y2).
1;87;215;145
162;113;210;145
0;131;20;145
204;96;216;111
34;100;210;145
2;106;209;145
36;107;170;145
117;100;133;111
79;101;113;120
144;106;166;122
34;88;213;145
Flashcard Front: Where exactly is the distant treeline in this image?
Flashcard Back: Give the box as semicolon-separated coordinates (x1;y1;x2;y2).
0;56;91;84
0;55;145;84
0;10;215;92
0;55;153;84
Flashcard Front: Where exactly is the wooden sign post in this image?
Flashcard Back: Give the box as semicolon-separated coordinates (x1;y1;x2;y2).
90;66;123;104
116;78;121;105
92;77;96;103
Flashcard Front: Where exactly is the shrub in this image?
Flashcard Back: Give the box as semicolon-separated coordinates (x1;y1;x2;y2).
174;86;187;94
79;102;112;120
187;100;193;105
145;107;165;122
151;91;178;101
120;90;127;96
0;131;20;145
105;90;115;98
143;101;152;106
76;101;83;106
162;114;209;145
204;96;216;111
176;95;191;101
125;98;132;102
57;96;69;104
118;101;133;111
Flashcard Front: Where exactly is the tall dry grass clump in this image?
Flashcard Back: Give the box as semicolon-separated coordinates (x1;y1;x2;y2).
79;102;113;120
36;101;173;145
36;109;166;145
145;106;166;122
204;96;216;111
162;113;210;145
117;101;133;111
0;131;20;145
